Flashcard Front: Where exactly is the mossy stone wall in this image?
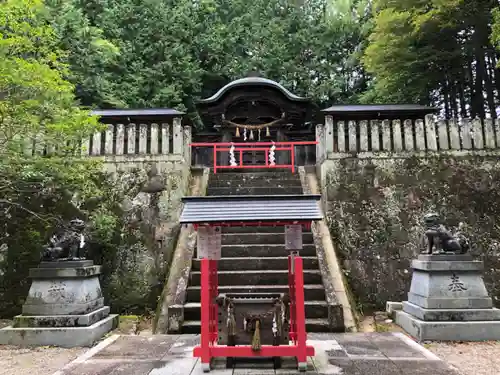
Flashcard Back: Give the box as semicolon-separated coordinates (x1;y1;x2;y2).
321;156;500;312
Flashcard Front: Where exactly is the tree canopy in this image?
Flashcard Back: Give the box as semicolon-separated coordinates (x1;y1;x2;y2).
43;0;500;119
4;0;500;130
46;0;370;120
0;0;118;315
363;0;500;118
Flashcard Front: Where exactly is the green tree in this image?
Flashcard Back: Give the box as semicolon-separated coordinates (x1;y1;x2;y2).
363;0;500;118
191;0;368;104
72;0;204;112
0;0;115;316
57;0;368;118
45;0;121;108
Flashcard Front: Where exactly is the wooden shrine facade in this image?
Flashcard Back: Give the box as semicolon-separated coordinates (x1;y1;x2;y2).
192;77;318;167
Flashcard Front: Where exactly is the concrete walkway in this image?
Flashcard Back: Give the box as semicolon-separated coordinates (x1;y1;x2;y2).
53;333;459;375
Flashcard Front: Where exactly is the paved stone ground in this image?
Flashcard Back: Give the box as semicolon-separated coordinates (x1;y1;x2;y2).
54;332;459;375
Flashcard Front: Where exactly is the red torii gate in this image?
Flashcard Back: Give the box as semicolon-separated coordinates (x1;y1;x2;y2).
180;194;323;372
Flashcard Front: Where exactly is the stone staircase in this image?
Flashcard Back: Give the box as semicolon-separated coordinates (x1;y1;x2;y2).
181;169;335;333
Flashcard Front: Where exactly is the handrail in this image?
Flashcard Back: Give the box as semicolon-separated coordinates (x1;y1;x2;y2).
191;141;316;147
190;141;317;174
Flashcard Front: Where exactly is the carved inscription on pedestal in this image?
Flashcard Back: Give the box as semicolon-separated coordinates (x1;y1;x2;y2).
448;273;467;292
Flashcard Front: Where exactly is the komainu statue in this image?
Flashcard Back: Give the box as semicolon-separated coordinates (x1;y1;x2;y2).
422;212;470;255
41;219;87;261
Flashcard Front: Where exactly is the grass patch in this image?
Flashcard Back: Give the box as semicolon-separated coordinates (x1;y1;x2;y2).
117;313;153;335
374;323;391;332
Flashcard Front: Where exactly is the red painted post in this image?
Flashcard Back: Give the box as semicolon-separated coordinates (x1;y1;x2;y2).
213;144;217;174
239;150;243;166
211;259;219;343
288;255;296;342
290;145;295;173
200;258;212;366
293;257;308;367
209;260;213;342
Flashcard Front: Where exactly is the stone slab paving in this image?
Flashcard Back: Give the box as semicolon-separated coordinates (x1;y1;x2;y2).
53;332;460;375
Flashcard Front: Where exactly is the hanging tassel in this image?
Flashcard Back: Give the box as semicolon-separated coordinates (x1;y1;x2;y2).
266;127;270;137
235;127;240;137
249;130;254;140
251;320;261;351
258;129;261;141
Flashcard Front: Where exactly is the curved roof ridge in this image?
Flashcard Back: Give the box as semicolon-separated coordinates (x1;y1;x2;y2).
197;77;308;104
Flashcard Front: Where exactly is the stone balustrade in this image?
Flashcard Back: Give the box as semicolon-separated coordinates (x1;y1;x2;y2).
316;115;500;162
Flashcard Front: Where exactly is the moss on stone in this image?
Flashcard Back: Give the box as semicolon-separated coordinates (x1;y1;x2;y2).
323;156;500;311
0;163;189;319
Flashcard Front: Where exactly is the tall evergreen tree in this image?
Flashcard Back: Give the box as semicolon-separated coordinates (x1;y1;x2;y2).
47;0;369;117
362;0;500;118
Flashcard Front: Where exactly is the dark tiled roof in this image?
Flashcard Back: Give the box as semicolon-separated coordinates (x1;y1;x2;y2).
321;104;438;114
91;108;184;117
180;195;323;224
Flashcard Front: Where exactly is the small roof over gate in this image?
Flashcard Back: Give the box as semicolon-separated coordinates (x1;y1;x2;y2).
90;108;184;123
321;104;438;120
180;195;323;224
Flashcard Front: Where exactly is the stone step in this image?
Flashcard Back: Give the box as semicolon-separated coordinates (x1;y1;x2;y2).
192;256;319;271
189;270;322;286
181;318;330;334
210;170;296;179
302;318;332;332
207;186;303;195
183;301;329;321
220;244;317;258
221;233;314;246
185;284;326;303
208;179;303;188
221;226;311;234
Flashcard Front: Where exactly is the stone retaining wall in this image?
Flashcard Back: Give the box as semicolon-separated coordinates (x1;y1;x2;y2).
319;155;500;312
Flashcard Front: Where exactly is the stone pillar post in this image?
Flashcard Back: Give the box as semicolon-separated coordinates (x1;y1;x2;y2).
172;117;183;155
183;126;192;166
325;116;334;157
316;123;325;164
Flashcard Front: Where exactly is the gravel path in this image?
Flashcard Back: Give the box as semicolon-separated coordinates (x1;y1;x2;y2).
428;341;500;375
0;317;151;375
0;345;85;375
360;315;500;375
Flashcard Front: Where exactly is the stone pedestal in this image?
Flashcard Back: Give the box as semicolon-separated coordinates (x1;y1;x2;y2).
393;254;500;341
0;260;118;348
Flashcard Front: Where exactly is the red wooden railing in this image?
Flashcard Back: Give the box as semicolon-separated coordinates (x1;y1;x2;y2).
190;141;318;173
